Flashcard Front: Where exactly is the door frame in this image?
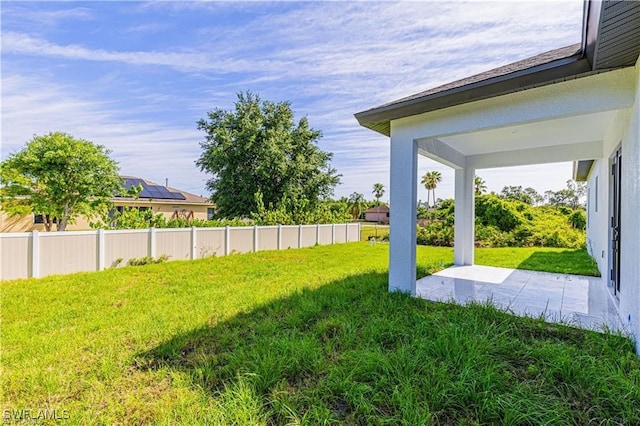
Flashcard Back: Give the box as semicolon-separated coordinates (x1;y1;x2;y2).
609;145;622;295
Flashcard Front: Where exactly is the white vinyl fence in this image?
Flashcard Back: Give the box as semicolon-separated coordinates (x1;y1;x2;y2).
0;223;361;280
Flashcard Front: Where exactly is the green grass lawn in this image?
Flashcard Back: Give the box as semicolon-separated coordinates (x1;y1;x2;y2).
2;243;637;424
359;223;389;241
475;246;601;276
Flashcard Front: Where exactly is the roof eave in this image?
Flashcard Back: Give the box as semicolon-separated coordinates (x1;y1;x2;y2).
355;54;591;137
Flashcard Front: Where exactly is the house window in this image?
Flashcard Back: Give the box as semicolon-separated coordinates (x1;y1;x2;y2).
34;214;57;224
595;176;598;212
207;208;215;220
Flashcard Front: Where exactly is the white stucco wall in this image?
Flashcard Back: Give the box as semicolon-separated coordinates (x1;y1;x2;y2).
586;108;630;278
588;57;640;351
619;58;640;352
585;159;607;276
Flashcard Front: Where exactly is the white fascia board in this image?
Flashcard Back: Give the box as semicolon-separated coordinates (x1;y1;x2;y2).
391;68;635;142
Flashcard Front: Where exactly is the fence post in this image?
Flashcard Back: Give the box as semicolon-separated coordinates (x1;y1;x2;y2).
298;224;303;248
358;222;362;242
225;226;230;256
149;228;156;258
253;225;259;252
332;224;336;245
277;225;282;250
191;227;197;260
31;231;40;278
97;229;105;271
345;223;349;243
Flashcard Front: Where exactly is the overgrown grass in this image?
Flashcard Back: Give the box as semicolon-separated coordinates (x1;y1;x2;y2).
475;247;600;276
2;243;635;424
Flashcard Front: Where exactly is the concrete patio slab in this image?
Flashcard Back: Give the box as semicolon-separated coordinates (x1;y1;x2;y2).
416;265;626;334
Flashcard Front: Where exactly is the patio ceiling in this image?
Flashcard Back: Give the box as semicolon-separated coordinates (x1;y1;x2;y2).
418;110;616;170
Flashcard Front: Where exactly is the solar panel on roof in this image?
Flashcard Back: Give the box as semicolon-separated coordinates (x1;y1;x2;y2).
116;178;187;200
139;189;154;198
124;178;144;188
169;191;186;200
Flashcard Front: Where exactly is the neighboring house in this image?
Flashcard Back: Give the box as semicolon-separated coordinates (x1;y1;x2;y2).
0;176;215;232
355;1;640;351
364;205;389;224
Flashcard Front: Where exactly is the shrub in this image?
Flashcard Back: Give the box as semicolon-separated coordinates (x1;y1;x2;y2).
413;196;586;249
127;254;170;266
475;195;523;232
416;222;454;246
569;210;587;230
252;192;351;225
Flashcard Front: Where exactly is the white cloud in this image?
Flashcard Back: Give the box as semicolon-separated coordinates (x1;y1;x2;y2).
1;74;207;196
1;1;585;199
0;5;94;29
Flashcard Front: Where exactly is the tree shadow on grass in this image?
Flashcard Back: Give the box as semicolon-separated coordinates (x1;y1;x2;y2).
135;271;637;425
517;249;600;276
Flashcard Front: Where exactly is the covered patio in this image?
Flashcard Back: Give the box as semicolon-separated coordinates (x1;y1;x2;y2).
355;0;640;345
357;53;634;294
416;265;623;333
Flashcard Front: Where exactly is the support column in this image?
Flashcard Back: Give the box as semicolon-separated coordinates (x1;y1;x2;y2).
454;167;475;265
389;135;417;294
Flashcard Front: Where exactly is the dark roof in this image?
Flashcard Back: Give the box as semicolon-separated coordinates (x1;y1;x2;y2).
355;0;640;137
117;176;212;205
377;44;581;109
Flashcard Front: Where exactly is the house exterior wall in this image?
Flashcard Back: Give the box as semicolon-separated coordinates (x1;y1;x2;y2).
620;58;640;352
0;212;41;233
364;211;389;224
586;109;628;277
585;57;640;351
1;202;212;232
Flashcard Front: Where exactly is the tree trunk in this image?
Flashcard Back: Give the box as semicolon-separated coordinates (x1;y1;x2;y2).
56;202;70;231
57;216;68;231
44;215;52;232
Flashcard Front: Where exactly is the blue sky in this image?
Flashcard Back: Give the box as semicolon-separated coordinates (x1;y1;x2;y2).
1;1;584;202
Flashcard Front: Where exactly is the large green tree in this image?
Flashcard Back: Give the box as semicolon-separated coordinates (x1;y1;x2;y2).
196;92;340;218
0;132;121;231
500;185;542;205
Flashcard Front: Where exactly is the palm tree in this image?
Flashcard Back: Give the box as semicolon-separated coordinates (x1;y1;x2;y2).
474;175;487;195
348;192;366;220
372;183;385;206
421;171;442;207
372;183;385;237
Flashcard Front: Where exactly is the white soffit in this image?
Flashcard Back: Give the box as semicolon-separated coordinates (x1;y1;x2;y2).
439;110;617;156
